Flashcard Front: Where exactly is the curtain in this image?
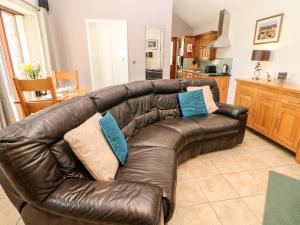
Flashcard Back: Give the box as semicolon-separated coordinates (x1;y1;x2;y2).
36;8;56;76
0;69;15;129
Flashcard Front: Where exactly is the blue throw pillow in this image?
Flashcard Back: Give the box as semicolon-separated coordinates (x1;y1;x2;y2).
178;90;208;118
99;112;128;165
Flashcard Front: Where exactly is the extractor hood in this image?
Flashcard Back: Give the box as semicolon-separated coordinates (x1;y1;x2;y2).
208;9;231;48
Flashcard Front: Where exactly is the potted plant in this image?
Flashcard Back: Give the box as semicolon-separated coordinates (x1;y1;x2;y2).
19;63;42;96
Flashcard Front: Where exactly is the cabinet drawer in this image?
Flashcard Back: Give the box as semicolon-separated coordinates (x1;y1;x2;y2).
280;95;300;108
256;89;278;101
238;84;255;96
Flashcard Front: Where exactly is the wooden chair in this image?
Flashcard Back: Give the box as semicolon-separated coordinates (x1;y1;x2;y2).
54;70;79;89
13;77;58;117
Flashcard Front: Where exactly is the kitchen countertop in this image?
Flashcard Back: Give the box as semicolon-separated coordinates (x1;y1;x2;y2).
180;69;231;76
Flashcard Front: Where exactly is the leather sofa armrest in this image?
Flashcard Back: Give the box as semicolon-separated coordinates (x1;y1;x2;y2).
39;178;163;225
215;103;248;119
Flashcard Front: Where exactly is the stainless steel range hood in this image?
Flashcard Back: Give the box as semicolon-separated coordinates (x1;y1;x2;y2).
208;9;231;48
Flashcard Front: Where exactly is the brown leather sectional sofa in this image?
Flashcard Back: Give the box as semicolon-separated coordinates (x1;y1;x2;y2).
0;79;248;225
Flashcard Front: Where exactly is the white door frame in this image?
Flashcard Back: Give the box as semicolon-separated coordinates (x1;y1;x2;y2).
85;19;129;90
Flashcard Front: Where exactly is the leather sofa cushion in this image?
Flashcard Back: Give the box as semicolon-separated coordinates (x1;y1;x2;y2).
154;118;204;145
191;114;239;139
115;146;177;220
127;125;184;152
50;139;90;179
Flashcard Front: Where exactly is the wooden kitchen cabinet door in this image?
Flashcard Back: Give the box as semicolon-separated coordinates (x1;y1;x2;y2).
213;76;230;103
271;106;300;151
183;36;195;58
235;92;254;125
234;84;255;125
252;98;276;135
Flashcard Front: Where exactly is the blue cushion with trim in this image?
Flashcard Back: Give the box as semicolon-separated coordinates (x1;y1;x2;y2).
99;112;128;165
178;90;208;118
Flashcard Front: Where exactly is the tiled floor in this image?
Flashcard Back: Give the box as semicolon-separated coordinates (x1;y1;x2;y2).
1;129;299;225
169;129;300;225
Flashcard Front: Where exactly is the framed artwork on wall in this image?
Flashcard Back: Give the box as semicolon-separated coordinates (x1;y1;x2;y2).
253;13;284;45
146;39;158;50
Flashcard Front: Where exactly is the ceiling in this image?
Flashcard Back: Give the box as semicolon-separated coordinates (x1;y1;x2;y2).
173;0;256;28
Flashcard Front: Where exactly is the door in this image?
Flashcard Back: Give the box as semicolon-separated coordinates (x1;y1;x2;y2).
252;98;275;134
170;37;177;79
271;106;300;151
86;20;129;90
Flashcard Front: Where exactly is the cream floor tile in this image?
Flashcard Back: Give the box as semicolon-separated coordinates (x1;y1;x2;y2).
253;149;295;167
244;130;257;139
223;172;265;197
176;178;208;207
0;199;20;225
243;137;279;152
168;207;182;225
271;164;300;180
17;219;25;225
190;158;220;178
0;185;7;199
212;199;261;225
232;152;269;170
209;156;244;174
197;175;239;202
248;164;300;192
203;149;238;159
177;163;193;180
248;168;272;190
243;195;266;222
177;204;222;225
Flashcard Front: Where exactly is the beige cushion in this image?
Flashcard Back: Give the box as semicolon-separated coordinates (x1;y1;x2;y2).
64;113;118;181
187;85;218;114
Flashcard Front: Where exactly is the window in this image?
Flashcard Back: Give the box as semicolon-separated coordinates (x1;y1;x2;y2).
2;11;25;77
0;7;28;119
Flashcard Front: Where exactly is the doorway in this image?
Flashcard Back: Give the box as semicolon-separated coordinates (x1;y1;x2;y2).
86;20;129;90
170;37;177;79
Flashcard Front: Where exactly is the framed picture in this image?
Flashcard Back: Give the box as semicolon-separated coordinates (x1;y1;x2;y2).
186;43;193;53
146;39;158;50
253;13;284;45
278;72;288;81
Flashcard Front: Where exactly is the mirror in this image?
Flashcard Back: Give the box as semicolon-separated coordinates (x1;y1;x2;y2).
145;26;164;80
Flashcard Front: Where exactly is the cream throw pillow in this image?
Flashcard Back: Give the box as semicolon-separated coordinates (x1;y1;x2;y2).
64;113;119;181
187;86;218;114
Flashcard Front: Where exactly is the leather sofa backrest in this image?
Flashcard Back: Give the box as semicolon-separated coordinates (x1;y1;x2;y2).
0;78;219;208
0;96;96;204
89;79;219;139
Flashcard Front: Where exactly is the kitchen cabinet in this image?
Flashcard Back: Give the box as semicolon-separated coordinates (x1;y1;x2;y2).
234;79;300;163
194;31;218;60
181;70;230;103
178;36;195;58
272;106;300;150
252;98;276;134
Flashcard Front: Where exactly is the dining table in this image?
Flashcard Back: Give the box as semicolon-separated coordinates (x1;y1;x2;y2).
14;88;89;104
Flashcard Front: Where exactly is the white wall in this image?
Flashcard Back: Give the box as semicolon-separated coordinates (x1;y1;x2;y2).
193;20;217;35
172;13;193;37
47;0;173;89
213;0;300;103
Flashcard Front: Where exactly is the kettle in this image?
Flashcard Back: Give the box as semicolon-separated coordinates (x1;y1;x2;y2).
222;64;229;74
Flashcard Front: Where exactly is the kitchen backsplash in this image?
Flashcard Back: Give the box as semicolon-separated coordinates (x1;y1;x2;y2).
183;58;233;74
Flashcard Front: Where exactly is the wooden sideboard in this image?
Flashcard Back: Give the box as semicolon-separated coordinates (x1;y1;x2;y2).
181;70;230;103
234;79;300;162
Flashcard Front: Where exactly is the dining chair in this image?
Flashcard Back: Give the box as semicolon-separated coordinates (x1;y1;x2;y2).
13;77;58;117
54;70;79;89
